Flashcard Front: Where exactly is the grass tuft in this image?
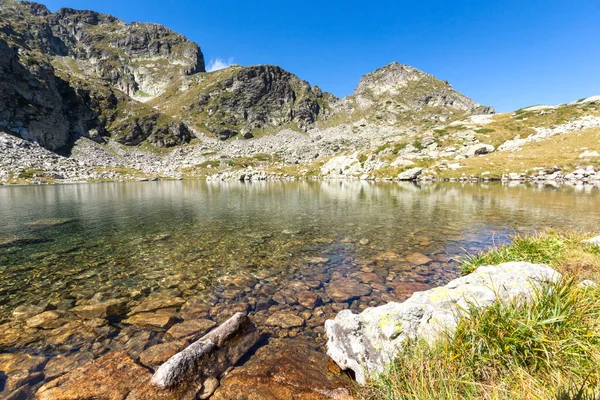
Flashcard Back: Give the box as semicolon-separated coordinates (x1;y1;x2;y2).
363;277;600;400
362;230;600;399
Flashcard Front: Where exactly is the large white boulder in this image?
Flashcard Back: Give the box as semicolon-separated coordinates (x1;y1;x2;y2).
325;262;561;384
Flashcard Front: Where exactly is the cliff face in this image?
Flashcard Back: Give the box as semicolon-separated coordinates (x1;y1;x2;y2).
151;65;336;139
0;1;493;154
0;0;200;150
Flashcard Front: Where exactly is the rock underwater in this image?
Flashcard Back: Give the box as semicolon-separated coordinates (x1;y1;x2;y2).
325;262;561;384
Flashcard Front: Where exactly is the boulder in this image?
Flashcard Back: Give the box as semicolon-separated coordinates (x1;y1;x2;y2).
25;311;66;329
130;296;185;314
212;339;353;400
151;312;260;391
397;167;423;181
464;144;495;158
325;262;561;384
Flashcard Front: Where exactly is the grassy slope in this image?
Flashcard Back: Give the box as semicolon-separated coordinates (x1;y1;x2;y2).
363;230;600;400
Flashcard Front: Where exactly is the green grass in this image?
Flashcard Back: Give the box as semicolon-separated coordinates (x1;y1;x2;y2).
362;230;600;399
460;232;566;274
364;277;600;400
460;230;600;277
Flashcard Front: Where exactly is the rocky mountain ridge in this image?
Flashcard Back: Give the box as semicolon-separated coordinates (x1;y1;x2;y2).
1;1;596;185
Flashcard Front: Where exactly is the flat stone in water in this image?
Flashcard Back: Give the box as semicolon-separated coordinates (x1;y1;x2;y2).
44;352;94;380
36;351;151;400
212;339;353;400
265;312;305;328
406;252;433;265
139;341;188;369
72;299;128;320
25;218;75;228
326;278;372;302
0;234;44;248
167;319;217;340
25;311;66;329
11;304;45;321
124;313;177;329
131;296;186;314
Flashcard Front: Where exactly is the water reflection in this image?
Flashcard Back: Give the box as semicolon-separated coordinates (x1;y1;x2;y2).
0;181;598;359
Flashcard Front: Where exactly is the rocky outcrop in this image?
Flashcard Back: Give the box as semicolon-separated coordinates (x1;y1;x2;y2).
0;0;198;150
154;65;336;139
337;62;494;127
325;262;561;384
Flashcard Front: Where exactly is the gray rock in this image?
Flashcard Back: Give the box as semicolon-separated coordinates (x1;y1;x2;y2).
325;262;561;384
151;312;260;390
397;167;423;181
464;143;495;158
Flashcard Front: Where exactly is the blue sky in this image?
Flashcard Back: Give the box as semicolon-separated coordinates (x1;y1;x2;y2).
40;0;599;111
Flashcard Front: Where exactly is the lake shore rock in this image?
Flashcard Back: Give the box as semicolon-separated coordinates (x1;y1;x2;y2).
325;262;562;384
212;338;354;400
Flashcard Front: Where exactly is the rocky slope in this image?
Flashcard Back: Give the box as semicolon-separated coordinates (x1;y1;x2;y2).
150;64;336;139
1;1;597;185
0;0;200;150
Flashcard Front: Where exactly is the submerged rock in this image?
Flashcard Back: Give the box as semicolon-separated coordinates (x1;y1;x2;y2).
72;299;128;320
265;312;305;328
166;319;217;340
212;338;353;400
36;351;151;399
25;218;75;228
326;278;372;302
325;262;561;384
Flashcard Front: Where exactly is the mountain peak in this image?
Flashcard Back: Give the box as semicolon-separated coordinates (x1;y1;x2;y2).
354;62;437;97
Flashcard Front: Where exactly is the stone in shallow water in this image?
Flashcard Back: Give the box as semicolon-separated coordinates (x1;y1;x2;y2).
212;338;353;400
166;319;217;340
0;353;47;374
297;291;321;309
405;252;433;265
375;251;402;261
35;351;151;400
151;312;260;391
0;234;43;248
25;311;66;329
11;305;45;321
25;218;75;228
391;281;431;300
265;312;305;328
325;262;562;384
326;278;372;302
72;298;129;320
130;296;186;315
139;341;188;369
124;313;177;329
44;352;94;380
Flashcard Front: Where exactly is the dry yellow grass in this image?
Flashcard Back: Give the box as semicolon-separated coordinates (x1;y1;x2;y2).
438;126;600;179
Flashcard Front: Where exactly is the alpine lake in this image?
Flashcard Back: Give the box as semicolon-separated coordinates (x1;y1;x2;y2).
0;180;599;391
